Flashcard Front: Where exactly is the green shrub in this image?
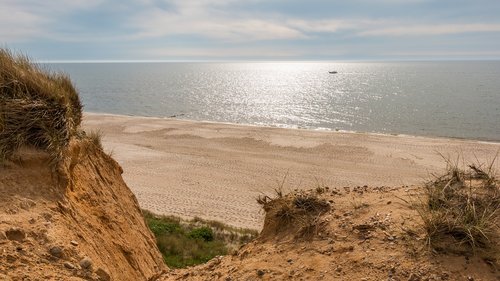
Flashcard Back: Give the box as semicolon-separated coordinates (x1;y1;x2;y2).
188;227;214;241
157;235;226;268
143;211;182;236
143;210;257;268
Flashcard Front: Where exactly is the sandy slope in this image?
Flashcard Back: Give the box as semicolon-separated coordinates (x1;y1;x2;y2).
0;140;166;280
83;113;500;230
160;186;499;281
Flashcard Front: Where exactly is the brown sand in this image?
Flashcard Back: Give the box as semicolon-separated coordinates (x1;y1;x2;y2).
83;113;500;230
160;186;499;281
0;142;165;280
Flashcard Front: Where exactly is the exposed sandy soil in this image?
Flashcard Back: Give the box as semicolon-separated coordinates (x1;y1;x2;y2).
83;113;500;230
2;114;498;281
160;186;500;281
0;140;166;280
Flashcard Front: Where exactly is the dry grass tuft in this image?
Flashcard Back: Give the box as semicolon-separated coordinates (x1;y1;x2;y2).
258;190;330;239
0;48;82;164
417;156;499;260
87;130;103;150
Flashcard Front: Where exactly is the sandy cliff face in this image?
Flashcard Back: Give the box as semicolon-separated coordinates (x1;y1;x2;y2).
0;140;166;280
161;187;499;281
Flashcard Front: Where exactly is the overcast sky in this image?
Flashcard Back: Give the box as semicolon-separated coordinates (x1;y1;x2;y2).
1;0;500;61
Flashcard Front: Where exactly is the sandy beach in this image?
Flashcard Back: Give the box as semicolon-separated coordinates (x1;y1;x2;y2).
83;113;500;229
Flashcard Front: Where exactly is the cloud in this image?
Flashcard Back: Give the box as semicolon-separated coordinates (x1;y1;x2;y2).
359;23;500;36
134;1;500;42
133;12;305;41
0;0;104;42
139;45;303;59
2;0;500;59
0;6;46;41
287;19;348;33
3;0;104;13
353;0;431;3
385;50;500;57
131;2;305;41
130;2;389;42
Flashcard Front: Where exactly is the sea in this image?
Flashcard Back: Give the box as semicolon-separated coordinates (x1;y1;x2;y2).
45;61;500;141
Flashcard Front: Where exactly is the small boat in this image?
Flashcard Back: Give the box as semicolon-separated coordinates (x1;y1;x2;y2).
329;71;338;74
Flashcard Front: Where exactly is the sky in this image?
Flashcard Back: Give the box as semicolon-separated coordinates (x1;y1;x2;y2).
1;0;500;61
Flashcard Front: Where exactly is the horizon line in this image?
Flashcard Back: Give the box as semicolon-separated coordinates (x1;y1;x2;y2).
38;58;500;64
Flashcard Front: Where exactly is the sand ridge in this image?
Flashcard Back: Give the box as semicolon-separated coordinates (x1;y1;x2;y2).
83;113;500;230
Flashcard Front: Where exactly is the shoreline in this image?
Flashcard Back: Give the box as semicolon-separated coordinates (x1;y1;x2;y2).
85;111;500;145
83;112;500;229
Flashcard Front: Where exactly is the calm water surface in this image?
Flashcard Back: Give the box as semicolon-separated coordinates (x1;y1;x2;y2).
47;61;500;141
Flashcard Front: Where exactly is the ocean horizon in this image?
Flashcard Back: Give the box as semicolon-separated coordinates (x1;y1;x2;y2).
46;61;500;141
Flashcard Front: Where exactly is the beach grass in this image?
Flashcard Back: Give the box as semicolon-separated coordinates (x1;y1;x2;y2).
0;48;82;164
417;156;499;262
257;186;331;239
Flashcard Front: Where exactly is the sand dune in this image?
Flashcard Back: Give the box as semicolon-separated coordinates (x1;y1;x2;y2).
83;113;500;229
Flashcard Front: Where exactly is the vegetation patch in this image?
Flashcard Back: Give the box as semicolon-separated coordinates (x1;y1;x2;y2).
0;48;82;164
143;210;257;268
257;187;331;239
416;156;499;263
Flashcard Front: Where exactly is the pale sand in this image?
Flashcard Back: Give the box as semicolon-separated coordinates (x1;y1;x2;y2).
83;113;500;229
